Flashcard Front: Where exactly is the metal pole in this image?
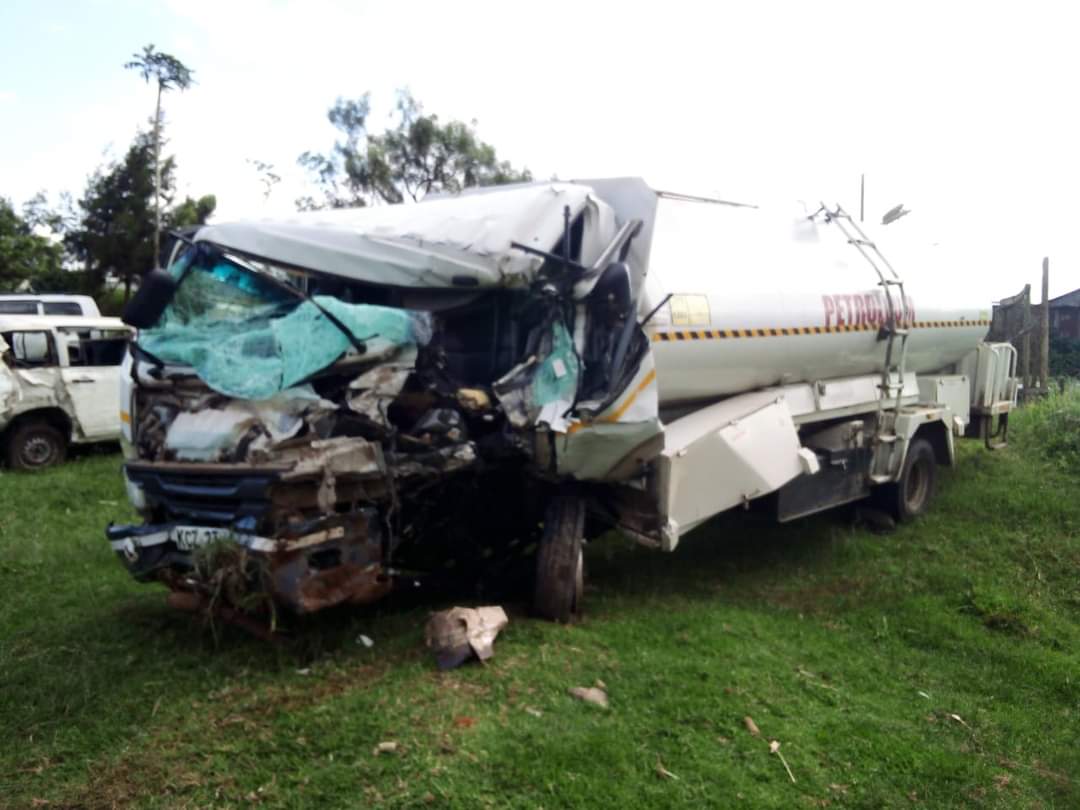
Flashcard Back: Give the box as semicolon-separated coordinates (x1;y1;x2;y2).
1040;256;1050;390
859;174;865;223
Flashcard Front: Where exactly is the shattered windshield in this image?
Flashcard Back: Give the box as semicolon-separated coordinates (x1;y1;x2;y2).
157;247;300;327
138;246;430;400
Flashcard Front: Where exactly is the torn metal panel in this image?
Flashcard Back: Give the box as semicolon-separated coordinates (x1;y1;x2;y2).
164;386;335;462
347;356;414;425
555;354;664;480
194;183;616;289
493;320;580;430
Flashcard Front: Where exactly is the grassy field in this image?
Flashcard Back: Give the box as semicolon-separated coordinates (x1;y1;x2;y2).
2;397;1079;809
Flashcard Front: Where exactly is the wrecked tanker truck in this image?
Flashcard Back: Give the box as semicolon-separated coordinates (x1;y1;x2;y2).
106;178;1017;624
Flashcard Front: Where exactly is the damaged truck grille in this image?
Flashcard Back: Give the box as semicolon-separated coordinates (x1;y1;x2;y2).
125;462;285;525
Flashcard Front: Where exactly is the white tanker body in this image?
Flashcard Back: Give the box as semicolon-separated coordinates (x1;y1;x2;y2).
638;194;991;405
108;177;1016;629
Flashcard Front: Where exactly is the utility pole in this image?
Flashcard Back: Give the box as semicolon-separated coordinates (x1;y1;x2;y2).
859;174;865;223
1039;257;1050;390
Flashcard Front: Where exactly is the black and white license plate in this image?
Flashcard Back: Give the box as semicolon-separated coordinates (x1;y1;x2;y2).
168;525;232;551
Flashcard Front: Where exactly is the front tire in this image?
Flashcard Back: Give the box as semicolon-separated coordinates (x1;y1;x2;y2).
882;437;937;522
6;420;67;470
533;496;585;623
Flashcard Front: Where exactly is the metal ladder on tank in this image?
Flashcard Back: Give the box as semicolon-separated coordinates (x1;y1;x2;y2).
818;204;911;484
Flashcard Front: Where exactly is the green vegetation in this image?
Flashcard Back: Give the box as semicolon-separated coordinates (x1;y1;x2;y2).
1050;336;1080;379
2;399;1079;809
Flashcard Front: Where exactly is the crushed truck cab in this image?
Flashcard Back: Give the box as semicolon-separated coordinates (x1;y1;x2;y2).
107;178;1016;625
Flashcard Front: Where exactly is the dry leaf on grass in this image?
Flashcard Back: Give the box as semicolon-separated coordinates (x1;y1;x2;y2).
744;716;761;736
568;686;609;708
373;741;398;756
655;758;680;780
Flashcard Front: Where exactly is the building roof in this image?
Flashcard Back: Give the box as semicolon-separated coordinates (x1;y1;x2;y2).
1048;288;1080;307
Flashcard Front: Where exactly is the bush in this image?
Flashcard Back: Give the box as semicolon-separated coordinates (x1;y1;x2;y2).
95;287;128;317
1014;388;1080;469
1050;336;1080;378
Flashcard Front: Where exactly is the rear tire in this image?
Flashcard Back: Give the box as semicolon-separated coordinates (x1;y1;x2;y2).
881;437;937;522
6;420;67;470
533;496;585;623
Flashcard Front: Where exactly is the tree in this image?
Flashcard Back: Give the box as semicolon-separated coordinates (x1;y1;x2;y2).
0;197;65;291
66;130;216;299
297;90;531;210
125;44;195;265
247;159;281;200
170;194;217;229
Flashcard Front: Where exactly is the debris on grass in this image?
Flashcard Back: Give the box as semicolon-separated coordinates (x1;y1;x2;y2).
357;633;374;648
373;741;399;756
744;716;761;736
425;606;508;671
524;707;543;718
769;740;796;783
947;713;971;729
655;757;679;780
568;686;609;708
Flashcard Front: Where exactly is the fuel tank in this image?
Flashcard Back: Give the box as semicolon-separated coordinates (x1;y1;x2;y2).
636;194;989;406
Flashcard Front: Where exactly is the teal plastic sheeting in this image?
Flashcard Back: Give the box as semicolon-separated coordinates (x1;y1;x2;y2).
532;321;580;406
139;295;428;400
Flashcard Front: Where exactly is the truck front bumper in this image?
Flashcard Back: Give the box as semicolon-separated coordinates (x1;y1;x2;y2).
106;510;391;614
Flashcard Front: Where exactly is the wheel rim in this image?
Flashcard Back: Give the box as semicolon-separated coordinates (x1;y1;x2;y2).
904;457;930;512
21;434;56;467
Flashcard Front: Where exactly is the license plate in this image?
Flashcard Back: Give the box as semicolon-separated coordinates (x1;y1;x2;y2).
168;525;232;551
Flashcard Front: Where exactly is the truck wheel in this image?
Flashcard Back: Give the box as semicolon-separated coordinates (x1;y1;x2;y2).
882;437;937;522
533;495;585;623
6;420;67;470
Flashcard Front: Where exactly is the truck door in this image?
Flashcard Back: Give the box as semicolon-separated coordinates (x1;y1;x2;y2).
58;327;129;441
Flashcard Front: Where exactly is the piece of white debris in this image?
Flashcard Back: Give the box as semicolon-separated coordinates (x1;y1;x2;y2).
568;686;609;709
425;606;509;671
357;634;374;648
769;740;796;783
373;741;398;756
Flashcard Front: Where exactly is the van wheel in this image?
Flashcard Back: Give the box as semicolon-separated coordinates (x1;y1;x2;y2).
6;420;67;470
881;437;937;522
533;496;585;623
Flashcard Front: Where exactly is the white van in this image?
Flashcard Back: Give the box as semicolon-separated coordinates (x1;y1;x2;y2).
0;315;132;468
0;294;101;317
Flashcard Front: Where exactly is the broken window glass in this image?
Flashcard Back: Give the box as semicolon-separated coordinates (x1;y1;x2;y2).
138;251;430;400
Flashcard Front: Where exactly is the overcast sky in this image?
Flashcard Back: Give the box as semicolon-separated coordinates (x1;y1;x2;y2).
1;0;1076;299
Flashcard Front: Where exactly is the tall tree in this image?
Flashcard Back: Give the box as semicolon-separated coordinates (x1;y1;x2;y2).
67;130;215;299
298;90;531;210
124;44;195;265
0;197;64;291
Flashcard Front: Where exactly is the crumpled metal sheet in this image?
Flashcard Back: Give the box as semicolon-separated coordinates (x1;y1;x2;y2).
347;364;413;425
194;183;615;289
425;606;509;670
164;385;334;462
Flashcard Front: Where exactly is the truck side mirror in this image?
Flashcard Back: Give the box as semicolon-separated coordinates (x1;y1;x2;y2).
122;268;178;329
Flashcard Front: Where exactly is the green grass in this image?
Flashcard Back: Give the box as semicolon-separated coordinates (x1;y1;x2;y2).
2;401;1079;809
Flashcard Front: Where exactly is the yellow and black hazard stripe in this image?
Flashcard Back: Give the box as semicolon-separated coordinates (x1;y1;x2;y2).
651;319;990;342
